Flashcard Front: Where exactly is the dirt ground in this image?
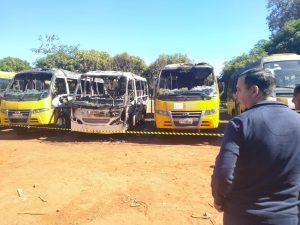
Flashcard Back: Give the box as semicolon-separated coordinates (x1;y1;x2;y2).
0;116;229;225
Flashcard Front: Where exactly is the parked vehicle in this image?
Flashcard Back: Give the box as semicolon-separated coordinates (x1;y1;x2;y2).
154;63;220;130
227;53;300;116
71;71;148;133
0;68;80;134
0;71;15;99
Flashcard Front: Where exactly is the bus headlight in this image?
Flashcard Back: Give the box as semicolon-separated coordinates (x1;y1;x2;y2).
32;108;49;114
205;109;219;115
156;110;170;116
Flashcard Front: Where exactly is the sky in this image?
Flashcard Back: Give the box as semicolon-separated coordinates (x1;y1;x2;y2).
0;0;270;74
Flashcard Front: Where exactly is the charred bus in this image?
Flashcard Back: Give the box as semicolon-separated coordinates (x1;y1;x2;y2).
70;71;148;133
0;68;80;133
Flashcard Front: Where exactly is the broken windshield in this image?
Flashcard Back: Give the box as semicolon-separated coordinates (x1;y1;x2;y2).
4;73;52;100
73;75;127;107
157;67;216;99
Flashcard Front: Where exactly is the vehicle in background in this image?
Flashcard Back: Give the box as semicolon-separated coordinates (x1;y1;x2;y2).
0;68;80;134
154;63;220;130
227;54;300;116
0;71;15;99
71;71;148;133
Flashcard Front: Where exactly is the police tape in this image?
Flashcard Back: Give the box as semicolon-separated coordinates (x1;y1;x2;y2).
0;124;224;137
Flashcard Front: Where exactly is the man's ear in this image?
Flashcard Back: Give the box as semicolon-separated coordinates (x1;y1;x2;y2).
251;85;260;97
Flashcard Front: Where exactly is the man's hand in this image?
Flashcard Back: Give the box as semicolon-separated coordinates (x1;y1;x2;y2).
214;202;223;212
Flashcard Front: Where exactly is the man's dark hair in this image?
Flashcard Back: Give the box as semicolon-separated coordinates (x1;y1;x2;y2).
294;85;300;95
240;68;276;97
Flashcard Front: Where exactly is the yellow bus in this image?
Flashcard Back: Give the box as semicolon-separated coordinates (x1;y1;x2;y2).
0;68;80;134
154;63;220;130
0;71;15;95
227;54;300;116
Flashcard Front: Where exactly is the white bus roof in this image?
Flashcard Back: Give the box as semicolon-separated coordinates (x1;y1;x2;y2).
85;70;147;81
163;63;213;70
14;68;80;79
262;54;300;63
0;71;16;79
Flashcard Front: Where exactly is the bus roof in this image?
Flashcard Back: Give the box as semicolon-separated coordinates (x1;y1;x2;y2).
85;70;146;81
163;63;214;70
262;54;300;63
14;68;80;79
0;71;16;79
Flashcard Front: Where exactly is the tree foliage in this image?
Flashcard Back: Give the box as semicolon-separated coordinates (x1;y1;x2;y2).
74;50;111;72
219;40;268;100
0;57;32;72
264;18;300;54
267;0;300;35
110;52;147;75
35;50;75;71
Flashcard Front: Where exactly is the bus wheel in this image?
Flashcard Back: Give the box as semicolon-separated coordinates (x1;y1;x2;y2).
56;116;70;130
14;127;28;135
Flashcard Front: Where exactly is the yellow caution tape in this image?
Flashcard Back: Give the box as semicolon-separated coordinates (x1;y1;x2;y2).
0;124;224;137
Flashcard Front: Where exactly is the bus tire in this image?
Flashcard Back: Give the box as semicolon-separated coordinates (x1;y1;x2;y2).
56;116;71;130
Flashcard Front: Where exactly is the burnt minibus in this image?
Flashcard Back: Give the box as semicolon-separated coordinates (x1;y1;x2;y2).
71;71;148;133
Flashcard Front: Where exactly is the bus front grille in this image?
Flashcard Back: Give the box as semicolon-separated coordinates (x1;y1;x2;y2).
7;110;30;124
171;111;203;127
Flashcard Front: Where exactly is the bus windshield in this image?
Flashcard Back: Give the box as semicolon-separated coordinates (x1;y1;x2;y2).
73;75;127;107
264;60;300;88
157;67;216;99
4;73;52;100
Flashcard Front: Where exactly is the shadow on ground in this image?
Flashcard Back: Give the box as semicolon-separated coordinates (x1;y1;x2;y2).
0;113;230;147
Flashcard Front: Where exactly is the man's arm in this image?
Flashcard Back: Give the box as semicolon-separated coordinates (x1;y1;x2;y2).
211;118;242;209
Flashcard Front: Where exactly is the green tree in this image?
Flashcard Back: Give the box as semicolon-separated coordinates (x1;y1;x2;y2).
220;40;268;100
0;57;32;72
111;52;147;75
34;50;75;71
74;50;111;73
267;0;300;35
264;18;300;54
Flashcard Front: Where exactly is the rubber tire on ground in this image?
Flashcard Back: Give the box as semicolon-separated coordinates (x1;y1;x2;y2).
56;116;71;129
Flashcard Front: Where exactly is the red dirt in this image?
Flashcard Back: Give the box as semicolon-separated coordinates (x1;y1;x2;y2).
0;117;228;225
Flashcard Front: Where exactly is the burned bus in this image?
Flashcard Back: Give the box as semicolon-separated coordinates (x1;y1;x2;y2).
71;71;148;133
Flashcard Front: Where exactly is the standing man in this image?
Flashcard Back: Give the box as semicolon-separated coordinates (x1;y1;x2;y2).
212;69;300;225
293;85;300;111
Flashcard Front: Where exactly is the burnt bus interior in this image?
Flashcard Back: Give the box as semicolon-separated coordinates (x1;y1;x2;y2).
73;75;129;108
